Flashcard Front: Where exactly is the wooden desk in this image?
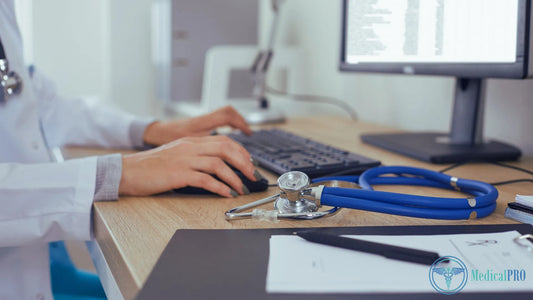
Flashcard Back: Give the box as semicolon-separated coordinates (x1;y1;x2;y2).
63;117;533;300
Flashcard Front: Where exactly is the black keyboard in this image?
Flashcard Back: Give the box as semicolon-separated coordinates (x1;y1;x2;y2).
228;129;381;178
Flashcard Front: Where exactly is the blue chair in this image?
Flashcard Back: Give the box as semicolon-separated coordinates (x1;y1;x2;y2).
49;241;107;300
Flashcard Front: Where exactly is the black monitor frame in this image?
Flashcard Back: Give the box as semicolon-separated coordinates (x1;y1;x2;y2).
340;0;528;164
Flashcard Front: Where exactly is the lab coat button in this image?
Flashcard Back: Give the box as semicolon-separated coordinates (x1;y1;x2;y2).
32;141;39;149
35;293;44;300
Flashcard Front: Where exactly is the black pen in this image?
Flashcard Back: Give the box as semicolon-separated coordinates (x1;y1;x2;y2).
296;231;440;265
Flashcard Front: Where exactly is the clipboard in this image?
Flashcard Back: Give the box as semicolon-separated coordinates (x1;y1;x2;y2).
136;224;533;300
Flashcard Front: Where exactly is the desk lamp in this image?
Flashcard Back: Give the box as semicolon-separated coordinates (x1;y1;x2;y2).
245;0;286;124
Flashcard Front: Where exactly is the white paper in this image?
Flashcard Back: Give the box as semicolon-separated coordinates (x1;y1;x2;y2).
516;195;533;208
266;231;533;294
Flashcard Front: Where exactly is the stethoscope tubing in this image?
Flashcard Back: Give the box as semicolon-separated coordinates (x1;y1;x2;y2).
321;181;495;209
321;194;497;219
317;176;489;195
316;166;498;219
359;166;494;193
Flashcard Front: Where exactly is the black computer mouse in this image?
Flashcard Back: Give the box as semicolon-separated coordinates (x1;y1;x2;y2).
173;169;269;195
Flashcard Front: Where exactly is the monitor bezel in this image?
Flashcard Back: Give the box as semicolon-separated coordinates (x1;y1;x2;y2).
339;0;532;79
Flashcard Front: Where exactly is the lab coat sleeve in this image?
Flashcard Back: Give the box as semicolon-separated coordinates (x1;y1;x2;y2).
0;157;97;247
94;154;122;201
32;68;155;149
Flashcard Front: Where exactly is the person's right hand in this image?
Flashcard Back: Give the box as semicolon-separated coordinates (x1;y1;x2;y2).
118;135;259;197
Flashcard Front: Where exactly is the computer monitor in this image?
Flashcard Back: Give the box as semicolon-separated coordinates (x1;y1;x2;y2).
340;0;529;163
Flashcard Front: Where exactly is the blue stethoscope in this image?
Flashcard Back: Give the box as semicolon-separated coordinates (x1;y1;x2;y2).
225;166;498;221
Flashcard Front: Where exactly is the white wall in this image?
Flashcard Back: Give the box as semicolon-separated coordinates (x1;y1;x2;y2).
31;0;112;104
107;0;159;117
27;0;158;117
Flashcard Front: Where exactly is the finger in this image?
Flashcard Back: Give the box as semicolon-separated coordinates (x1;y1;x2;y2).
179;136;250;158
184;171;238;198
191;157;247;194
192;136;257;182
208;106;253;135
223;107;253;135
164;136;257;183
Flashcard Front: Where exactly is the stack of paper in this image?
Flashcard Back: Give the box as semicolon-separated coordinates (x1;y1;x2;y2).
505;195;533;225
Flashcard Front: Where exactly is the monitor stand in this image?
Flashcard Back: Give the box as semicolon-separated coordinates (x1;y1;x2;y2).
361;78;522;164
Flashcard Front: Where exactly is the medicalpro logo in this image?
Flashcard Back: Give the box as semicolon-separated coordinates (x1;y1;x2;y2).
429;256;528;295
429;256;468;295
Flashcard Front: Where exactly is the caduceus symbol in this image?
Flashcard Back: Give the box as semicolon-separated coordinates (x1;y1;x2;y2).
432;267;466;290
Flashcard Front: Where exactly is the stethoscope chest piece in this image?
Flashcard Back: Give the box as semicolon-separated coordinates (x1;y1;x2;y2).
0;59;23;102
1;36;24;103
224;170;344;222
274;171;318;214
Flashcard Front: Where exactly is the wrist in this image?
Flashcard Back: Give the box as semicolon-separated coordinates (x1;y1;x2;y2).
119;154;135;195
143;121;163;146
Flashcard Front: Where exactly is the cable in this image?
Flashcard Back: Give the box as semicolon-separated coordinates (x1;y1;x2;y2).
490;161;533;177
491;179;533;186
437;160;533;187
265;86;358;121
438;162;467;173
438;161;533;177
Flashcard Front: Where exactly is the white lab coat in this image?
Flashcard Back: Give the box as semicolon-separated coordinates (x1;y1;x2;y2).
0;1;144;299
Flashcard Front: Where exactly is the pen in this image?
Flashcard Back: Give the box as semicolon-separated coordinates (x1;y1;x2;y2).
296;231;441;265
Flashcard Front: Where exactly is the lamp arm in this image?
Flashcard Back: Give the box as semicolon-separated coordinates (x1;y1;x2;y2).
251;0;284;102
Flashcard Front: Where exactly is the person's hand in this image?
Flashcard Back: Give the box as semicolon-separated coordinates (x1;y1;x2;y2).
119;135;259;197
143;105;252;146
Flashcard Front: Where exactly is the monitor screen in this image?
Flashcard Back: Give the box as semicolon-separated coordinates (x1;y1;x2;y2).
340;0;526;163
340;0;531;79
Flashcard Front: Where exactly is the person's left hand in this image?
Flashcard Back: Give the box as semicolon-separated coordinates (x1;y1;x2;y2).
143;105;252;146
